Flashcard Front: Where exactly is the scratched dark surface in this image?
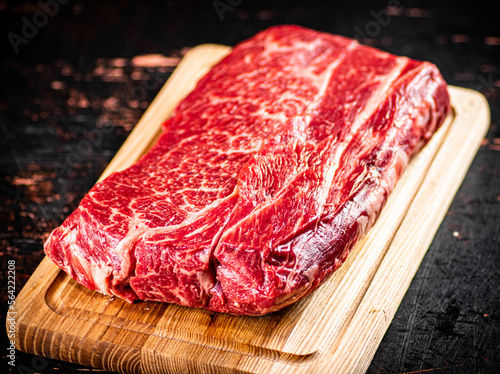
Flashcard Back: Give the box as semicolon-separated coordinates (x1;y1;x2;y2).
0;0;499;373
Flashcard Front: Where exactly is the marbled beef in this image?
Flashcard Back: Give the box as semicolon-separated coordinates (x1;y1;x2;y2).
44;25;451;315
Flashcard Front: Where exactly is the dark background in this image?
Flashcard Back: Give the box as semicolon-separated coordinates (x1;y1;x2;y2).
1;0;499;373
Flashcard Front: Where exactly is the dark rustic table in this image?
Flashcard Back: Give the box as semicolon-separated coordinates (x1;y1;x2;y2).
1;1;499;373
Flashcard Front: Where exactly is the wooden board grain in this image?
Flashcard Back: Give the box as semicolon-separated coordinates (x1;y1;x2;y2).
8;44;490;374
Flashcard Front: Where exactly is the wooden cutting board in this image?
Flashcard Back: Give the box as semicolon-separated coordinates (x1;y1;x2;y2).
8;44;490;374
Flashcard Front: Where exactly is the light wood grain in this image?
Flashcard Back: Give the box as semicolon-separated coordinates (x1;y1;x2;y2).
7;44;490;374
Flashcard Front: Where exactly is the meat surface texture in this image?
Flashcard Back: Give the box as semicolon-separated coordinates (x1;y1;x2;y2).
44;25;451;315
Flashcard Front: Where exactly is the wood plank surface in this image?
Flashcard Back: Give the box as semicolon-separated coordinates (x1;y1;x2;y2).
7;44;490;374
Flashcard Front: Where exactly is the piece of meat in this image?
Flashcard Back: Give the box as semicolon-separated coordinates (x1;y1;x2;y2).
44;25;451;315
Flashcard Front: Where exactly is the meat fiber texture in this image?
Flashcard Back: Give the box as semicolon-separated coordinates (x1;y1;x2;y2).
44;25;451;315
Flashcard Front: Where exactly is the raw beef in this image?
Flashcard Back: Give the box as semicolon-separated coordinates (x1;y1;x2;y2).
44;25;451;315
